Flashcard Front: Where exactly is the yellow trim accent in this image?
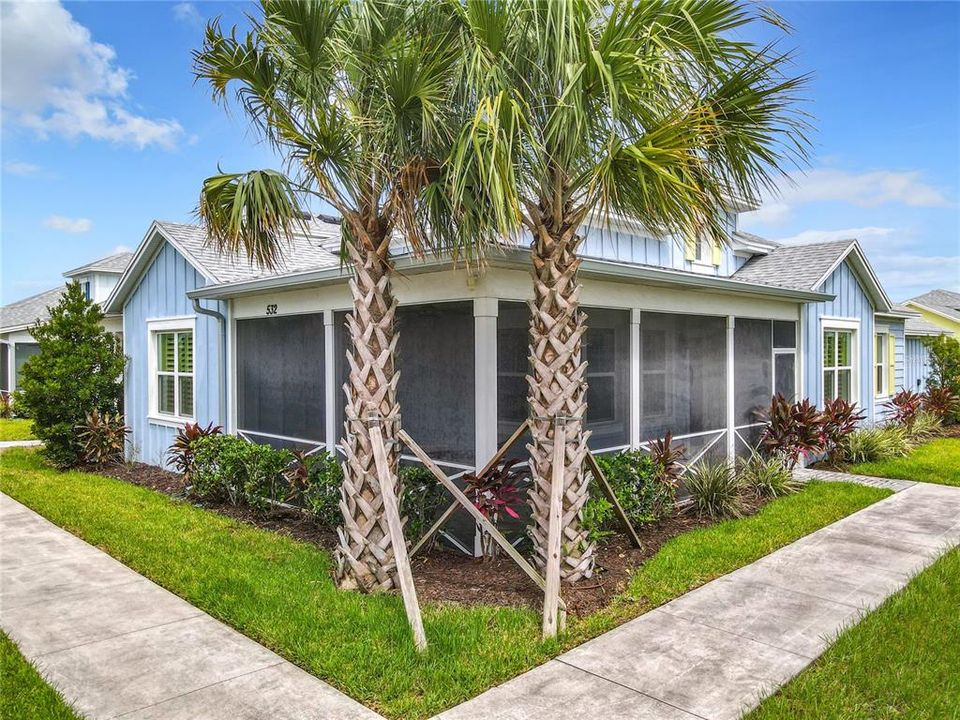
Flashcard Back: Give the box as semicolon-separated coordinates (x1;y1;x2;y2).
684;235;696;261
711;238;722;266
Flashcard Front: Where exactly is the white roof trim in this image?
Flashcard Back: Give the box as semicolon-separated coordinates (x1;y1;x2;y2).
813;240;894;313
904;300;960;325
104;221;218;314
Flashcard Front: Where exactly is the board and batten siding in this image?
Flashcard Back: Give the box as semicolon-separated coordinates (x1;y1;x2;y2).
123;240;226;465
580;211;742;277
802;258;876;421
873;319;905;423
905;336;933;392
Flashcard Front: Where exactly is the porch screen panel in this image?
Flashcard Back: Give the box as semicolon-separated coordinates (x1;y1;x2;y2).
583;307;630;450
774;353;796;400
236;314;324;445
638;313;726;442
497;303;630;451
734;319;772;425
396;302;475;466
497;302;531;453
0;344;8;392
14;343;39;388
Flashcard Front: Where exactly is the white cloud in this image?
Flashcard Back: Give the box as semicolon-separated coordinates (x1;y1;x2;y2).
744;168;951;226
173;3;203;25
0;1;184;149
3;160;43;176
43;215;92;233
112;244;133;254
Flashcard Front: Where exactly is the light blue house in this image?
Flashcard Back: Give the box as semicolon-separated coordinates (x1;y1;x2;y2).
105;208;939;477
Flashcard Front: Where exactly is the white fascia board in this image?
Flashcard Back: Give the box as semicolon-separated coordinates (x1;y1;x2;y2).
814;241;893;313
904;301;960;325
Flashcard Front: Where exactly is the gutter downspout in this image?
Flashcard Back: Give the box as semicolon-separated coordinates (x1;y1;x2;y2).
192;298;227;428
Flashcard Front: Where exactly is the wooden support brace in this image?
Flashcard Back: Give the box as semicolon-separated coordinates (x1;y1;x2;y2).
542;420;566;640
399;428;564;614
369;424;427;652
408;420;530;558
585;452;642;549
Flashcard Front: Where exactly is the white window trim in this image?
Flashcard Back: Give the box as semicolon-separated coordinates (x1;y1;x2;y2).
147;316;196;426
874;330;890;398
820;317;860;405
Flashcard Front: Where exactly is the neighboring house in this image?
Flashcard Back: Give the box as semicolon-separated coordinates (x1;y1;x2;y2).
0;251;132;395
903;289;960;337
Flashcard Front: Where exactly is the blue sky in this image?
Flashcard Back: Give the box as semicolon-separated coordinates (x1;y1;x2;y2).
1;1;958;304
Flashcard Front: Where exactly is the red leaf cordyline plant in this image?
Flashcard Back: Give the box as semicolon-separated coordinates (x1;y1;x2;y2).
886;390;924;426
820;398;865;464
759;394;823;469
921;387;960;422
463;459;528;560
649;432;685;488
167;422;222;482
77;410;130;466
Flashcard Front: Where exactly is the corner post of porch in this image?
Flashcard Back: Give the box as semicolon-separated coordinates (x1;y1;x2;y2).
323;309;337;454
726;315;736;465
629;308;642;449
474;297;499;557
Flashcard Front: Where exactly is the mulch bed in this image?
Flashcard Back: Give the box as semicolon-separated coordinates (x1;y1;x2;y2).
90;460;767;617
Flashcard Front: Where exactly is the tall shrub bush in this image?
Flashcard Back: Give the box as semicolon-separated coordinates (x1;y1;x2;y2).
15;282;125;467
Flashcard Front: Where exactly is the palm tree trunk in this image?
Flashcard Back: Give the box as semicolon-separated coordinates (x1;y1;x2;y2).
335;243;402;592
527;222;595;582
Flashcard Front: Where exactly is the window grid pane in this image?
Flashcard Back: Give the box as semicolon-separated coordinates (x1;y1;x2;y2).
158;374;175;414
177;332;194;373
157;333;175;372
179;376;194;418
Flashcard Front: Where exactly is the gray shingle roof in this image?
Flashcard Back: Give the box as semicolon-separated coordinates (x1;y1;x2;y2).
156;219;343;284
63;251;134;277
731;239;854;291
907;289;960;322
0;287;65;332
905;315;948;336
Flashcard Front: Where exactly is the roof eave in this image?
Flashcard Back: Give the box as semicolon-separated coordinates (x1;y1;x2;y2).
903;300;960;325
814;241;894;313
189;247;830;303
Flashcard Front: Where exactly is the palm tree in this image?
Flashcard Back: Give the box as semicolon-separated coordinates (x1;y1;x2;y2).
449;0;809;581
194;0;470;592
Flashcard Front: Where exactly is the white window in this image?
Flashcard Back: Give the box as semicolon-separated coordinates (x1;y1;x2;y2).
823;328;855;403
148;318;195;422
875;332;889;397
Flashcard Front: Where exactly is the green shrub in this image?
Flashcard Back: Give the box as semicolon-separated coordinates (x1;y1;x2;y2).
594;449;676;526
400;464;446;544
14;282;125;468
284;450;343;528
581;494;615;544
737;453;799;498
192;435;292;510
844;425;911;465
685;461;744;519
906;410;943;443
925;334;960;421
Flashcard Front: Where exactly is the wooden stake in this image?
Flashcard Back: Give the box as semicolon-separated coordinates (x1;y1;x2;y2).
369;423;427;652
407;420;529;559
542;419;566;640
399;428;565;615
585;452;642;549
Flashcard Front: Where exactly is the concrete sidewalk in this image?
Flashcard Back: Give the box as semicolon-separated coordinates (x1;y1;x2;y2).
435;481;960;720
0;493;381;720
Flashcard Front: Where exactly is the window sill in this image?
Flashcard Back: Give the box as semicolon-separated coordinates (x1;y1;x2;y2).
689;261;717;275
147;415;195;430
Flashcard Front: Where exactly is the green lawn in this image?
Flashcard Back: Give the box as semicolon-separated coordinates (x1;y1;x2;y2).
749;547;960;720
0;449;889;719
0;418;34;442
850;437;960;487
1;632;82;720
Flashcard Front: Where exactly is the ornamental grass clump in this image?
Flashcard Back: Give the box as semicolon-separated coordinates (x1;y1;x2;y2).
685;461;745;520
737;453;800;498
906;410;943;443
844;425;912;465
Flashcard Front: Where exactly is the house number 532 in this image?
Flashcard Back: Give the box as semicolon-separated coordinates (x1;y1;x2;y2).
265;304;278;315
